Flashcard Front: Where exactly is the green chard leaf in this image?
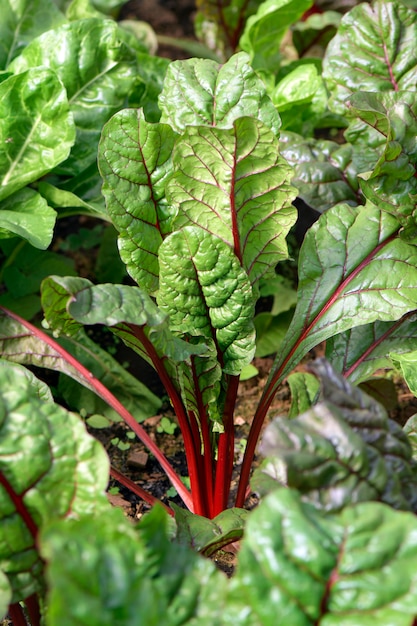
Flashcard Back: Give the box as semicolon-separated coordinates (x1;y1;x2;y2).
0;361;109;603
0;188;56;249
168;117;297;289
40;505;226;626
228;489;417;625
345;90;417;231
8;18;141;175
159;52;281;135
326;312;417;384
268;202;417;390
0;0;66;69
256;359;417;513
98;108;177;294
0;68;75;202
239;0;313;73
279;131;360;212
323;0;417;115
157;227;256;376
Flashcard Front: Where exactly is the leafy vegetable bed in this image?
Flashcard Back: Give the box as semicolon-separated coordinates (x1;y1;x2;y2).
2;0;417;624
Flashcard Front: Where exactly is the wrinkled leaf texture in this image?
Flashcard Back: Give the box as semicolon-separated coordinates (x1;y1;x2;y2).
323;0;417;114
0;362;109;605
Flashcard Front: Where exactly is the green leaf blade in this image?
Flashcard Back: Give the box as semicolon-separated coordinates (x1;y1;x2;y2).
159;52;281;134
0;188;56;249
323;1;417;114
99;108;177;293
0;68;75;201
157;227;256;376
168;117;297;289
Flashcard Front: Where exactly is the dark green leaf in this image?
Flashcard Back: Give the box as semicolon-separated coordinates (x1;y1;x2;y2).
280;131;360;212
287;371;320;418
0;361;109;602
173;504;249;557
228;488;417;625
257;359;417;512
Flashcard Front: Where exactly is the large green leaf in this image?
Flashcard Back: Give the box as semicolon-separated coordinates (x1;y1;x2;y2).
280;131;360;212
9;18;140;175
323;0;417;114
98;108;177;294
157;226;256;376
326;311;417;383
159;52;281;135
0;187;56;249
256;360;417;513
168;117;297;289
268;202;417;390
0;361;109;603
0;0;66;69
240;0;313;72
228;489;417;625
0;68;75;201
40;504;226;626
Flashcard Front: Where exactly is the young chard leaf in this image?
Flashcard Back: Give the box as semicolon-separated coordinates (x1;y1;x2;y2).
157;226;256;376
239;0;313;73
159;52;281;134
323;0;417;114
168;117;297;289
0;188;56;250
0;68;75;202
0;362;109;604
98;108;177;294
229;489;417;625
8;18;141;175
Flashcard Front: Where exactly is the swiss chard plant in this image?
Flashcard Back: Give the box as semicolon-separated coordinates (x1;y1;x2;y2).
3;0;417;624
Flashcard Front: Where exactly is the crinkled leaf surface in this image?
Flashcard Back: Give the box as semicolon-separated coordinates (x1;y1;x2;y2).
227;488;417;625
323;0;417;114
0;68;75;201
173;504;249;556
0;187;56;249
9;18;140;175
40;505;226;626
159;52;281;134
98;108;177;293
157;227;256;376
345;90;417;229
326;311;417;383
0;358;53;403
240;0;313;72
268;202;417;389
0;362;109;602
280;131;360;212
0;0;66;69
168;117;297;288
257;359;417;513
